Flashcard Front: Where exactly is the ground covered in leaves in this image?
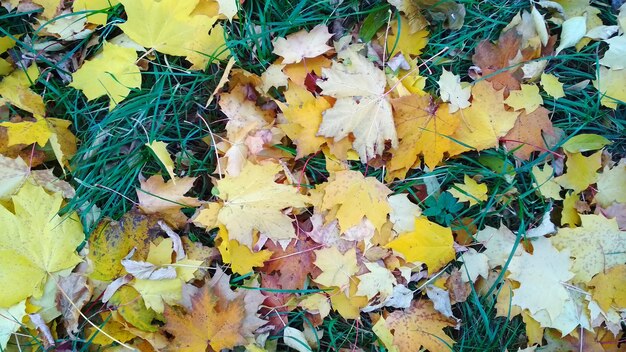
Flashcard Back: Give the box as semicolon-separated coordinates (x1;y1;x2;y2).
0;0;625;351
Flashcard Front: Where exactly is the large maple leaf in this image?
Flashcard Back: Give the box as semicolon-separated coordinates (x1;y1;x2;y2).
315;170;391;232
448;80;520;155
317;45;398;162
215;162;308;247
551;214;626;283
0;183;84;307
163;268;266;351
387;95;460;180
386;300;456;352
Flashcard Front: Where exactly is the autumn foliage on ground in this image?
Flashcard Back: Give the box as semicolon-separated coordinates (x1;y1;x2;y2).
0;0;625;351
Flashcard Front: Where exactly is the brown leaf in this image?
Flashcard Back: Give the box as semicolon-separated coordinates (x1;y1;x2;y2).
472;30;527;94
502;106;555;160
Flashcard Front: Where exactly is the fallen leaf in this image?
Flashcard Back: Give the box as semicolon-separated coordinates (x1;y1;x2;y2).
555;151;601;193
388;193;421;233
137;175;200;229
0;64;45;116
222;239;273;275
73;0;120;25
145;141;175;181
272;24;333;64
317;45;397;162
593;66;626;109
385;217;455;273
385;15;429;56
70;42;141;110
0;154;28;200
551;214;626;283
555;16;587;54
215;162;308;246
458;248;489;283
448;80;520;154
0;183;83;307
438;68;471;113
504;84;543;113
562;133;611;153
472;30;524;92
587;264;626;312
508;237;574;321
313;247;358;289
540;73;566;99
0;300;26;349
474;224;522;268
386;300;456;352
356;262;396;300
503;106;554;160
595;161;626;207
448;175;488;206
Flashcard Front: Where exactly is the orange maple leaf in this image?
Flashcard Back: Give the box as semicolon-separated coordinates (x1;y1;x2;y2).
163;269;266;351
502;106;555;160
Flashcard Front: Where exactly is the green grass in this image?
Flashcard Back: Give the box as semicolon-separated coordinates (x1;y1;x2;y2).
1;0;624;350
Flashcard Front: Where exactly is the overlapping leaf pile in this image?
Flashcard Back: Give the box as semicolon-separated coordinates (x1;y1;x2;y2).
0;0;625;351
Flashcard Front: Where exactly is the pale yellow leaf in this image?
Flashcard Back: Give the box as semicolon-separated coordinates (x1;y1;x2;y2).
504;84;543;113
448;175;488;206
145;141;176;182
272;24;333;64
540;73;565;99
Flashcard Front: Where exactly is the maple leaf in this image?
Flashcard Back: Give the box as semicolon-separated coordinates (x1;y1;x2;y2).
119;0;228;67
356;262;396;300
385;15;429;56
221;239;273;275
272;24;333;64
317;45;398;162
437;68;471;113
137;175;200;229
385;217;455;273
448;80;520;155
458;248;489;283
540;73;565;99
474;224;523;268
507;237;574;321
588;264;626;313
215;162;308;247
88;212;162;281
0;300;26;349
531;164;562;200
448;175;488;206
388;193;421;234
260;235;319;291
386;300;456;352
313;247;358;289
163;268;266;351
387;94;460;179
504;84;543;113
132;278;182;314
503;106;554;160
0;155;28;200
0;183;83;307
0;64;45;116
109;285;159;332
595;161;626;207
70;42;141;110
316;170;391;232
551;214;626;283
472;29;527;92
594;66;626;109
555;151;601;193
277;82;332;158
73;0;120;25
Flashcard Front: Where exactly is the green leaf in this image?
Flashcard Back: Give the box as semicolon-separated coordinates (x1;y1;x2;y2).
562;134;611;153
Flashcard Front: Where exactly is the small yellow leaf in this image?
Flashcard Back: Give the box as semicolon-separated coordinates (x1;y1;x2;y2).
386;15;429;56
385;217;455;273
531;165;562;200
222;240;272;275
356;262;395;300
438;68;471;113
555;151;601;193
561;191;581;227
313;247;358;288
73;0;121;25
588;264;626;312
448;175;488;206
145;141;176;182
0;64;45;116
594;66;626;109
595;162;626;207
504;84;543;113
540;73;565;99
70;42;141;110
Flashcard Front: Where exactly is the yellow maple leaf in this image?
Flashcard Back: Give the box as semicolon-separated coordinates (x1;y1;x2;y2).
561;191;581;227
588;264;626;312
163;269;266;351
0;115;51;147
0;64;45;116
316;170;391;232
551;214;626;283
356;262;396;300
0;183;84;307
119;0;228;68
70;42;141;110
594;66;626;109
555;151;601;193
277;82;332;159
215;162;308;247
220;239;273;275
448;80;520;155
145;141;176;182
132;278;182;314
448;175;488;206
385;15;429;57
137;175;201;229
317;45;397;162
73;0;120;25
313;247;358;289
272;24;333;64
532;164;562;200
109;285;159;332
0;155;29;201
386;300;456;352
328;279;368;319
508;237;574;321
32;0;61;19
437;68;471;113
504;84;543;113
595;161;626;207
540;73;565;99
387;94;460;179
385;217;455;273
